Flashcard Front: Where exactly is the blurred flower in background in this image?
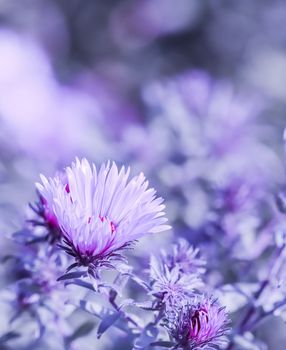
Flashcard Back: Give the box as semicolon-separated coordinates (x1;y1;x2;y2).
0;29;109;162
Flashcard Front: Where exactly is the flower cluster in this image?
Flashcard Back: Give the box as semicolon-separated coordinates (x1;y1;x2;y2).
0;242;73;348
121;70;282;264
1;1;286;348
5;153;286;350
146;239;230;349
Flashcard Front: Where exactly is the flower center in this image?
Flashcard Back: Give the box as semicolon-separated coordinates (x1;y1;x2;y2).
189;307;209;338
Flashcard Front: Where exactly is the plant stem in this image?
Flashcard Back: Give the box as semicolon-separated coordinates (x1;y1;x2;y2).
226;243;286;350
109;289;141;329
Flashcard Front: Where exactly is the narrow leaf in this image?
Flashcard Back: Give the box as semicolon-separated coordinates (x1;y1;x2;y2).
66;321;95;344
0;331;20;343
66;279;95;291
57;271;87;281
97;311;122;339
133;324;159;349
150;341;176;348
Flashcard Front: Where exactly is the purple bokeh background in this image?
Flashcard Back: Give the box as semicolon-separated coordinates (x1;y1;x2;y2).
0;1;286;349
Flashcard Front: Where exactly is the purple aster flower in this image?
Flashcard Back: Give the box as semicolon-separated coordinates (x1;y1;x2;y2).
36;158;170;271
150;257;203;307
0;30;108;162
162;238;206;275
38;195;59;229
27;172;70;243
149;240;205;307
1;246;75;346
164;296;230;350
27;192;62;244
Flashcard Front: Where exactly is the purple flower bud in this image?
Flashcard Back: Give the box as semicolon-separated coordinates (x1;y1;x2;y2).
164;296;230;349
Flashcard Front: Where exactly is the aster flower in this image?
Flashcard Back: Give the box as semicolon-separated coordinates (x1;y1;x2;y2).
162;238;206;275
27;173;70;243
149;241;204;307
0;30;107;161
25;248;68;296
1;246;76;346
27;192;62;244
3;246;64;311
164;297;230;350
150;258;202;307
36;158;169;272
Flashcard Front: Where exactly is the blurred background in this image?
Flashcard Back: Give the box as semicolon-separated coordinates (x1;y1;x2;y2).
0;0;286;349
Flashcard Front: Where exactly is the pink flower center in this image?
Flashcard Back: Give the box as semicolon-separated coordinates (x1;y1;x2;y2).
189;307;209;338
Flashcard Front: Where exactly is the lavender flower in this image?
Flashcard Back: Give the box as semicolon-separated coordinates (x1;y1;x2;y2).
0;30;107;161
164;297;230;350
149;240;204;306
2;245;73;342
27;192;62;244
162;238;206;275
149;257;201;307
36;158;169;271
